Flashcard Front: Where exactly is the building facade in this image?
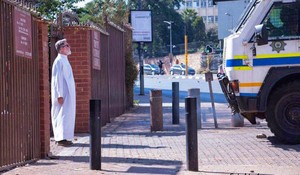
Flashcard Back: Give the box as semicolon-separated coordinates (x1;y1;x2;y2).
178;0;218;30
217;0;251;39
179;0;252;40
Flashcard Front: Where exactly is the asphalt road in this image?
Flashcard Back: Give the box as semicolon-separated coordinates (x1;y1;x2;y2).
135;74;227;103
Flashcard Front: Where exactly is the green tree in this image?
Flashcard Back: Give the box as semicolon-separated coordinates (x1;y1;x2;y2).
181;8;198;40
192;16;206;44
33;0;83;19
77;0;127;25
206;27;218;46
181;8;207;52
127;0;184;57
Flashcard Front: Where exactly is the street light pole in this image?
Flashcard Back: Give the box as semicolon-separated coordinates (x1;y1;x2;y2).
163;21;173;56
138;0;144;95
225;12;234;33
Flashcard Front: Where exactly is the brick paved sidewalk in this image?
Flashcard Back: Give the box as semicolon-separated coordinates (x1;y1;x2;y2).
3;92;300;175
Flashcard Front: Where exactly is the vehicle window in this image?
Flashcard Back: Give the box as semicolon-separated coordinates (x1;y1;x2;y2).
263;3;300;40
151;64;158;68
236;0;259;32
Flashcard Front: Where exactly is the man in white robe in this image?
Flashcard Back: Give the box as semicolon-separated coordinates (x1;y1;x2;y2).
51;39;76;146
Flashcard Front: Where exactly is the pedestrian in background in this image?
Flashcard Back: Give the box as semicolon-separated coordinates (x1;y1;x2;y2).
51;39;76;147
158;59;164;74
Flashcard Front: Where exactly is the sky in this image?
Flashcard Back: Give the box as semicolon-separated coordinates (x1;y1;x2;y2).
74;0;129;8
74;0;93;8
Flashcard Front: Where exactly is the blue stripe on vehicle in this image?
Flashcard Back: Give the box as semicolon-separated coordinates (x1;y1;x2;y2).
226;56;300;67
239;93;257;97
253;57;300;66
226;59;243;67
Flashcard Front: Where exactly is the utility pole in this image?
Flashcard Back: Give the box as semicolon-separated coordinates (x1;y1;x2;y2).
185;26;188;75
164;20;174;66
163;21;173;56
225;12;234;33
138;0;144;95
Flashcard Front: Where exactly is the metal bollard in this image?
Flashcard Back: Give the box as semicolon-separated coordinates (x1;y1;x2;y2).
185;97;198;172
150;89;163;131
188;88;202;129
90;99;101;170
232;113;244;127
172;82;179;124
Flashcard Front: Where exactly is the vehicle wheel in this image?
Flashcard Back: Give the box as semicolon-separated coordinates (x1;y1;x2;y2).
181;71;185;75
266;80;300;144
170;71;174;75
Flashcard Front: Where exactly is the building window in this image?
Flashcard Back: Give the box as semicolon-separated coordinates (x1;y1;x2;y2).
201;0;206;8
186;1;192;7
202;16;207;23
194;0;200;7
208;0;213;7
180;2;185;9
208;16;214;23
215;16;218;23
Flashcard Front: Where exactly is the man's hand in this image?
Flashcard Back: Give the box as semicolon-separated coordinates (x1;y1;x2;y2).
58;97;64;105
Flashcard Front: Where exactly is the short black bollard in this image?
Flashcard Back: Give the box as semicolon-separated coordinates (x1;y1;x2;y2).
188;88;202;129
150;89;163;131
172;82;179;124
185;97;198;172
90;99;101;170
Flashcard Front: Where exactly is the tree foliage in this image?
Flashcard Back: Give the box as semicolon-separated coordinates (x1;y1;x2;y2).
78;0;127;25
206;27;219;46
33;0;83;20
181;8;206;44
33;0;216;57
127;0;186;57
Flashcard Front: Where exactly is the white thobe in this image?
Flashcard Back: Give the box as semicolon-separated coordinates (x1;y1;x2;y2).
51;53;76;141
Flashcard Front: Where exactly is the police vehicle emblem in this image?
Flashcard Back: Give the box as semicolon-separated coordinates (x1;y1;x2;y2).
270;41;286;53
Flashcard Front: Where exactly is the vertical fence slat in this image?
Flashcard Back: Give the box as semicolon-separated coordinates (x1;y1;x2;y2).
0;0;3;167
0;0;41;169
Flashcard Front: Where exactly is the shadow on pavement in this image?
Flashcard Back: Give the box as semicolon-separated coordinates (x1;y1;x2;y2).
104;131;186;137
267;136;300;151
101;165;181;175
101;143;167;149
102;157;182;166
58;156;182;167
126;166;181;174
199;170;273;175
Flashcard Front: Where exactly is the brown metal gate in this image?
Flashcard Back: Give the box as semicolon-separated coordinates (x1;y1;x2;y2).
107;22;126;118
0;0;40;170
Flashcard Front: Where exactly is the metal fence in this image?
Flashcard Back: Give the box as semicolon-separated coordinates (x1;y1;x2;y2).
107;22;126;119
0;0;40;170
200;53;223;72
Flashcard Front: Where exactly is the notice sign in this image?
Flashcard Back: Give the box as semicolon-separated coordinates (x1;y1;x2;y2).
131;11;152;42
14;7;32;59
92;31;101;70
